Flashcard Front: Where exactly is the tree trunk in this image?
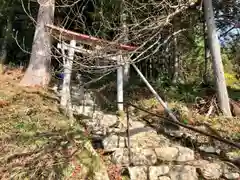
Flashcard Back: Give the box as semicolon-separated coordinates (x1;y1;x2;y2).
20;0;55;87
0;32;8;74
121;1;129;84
0;12;13;74
172;36;180;84
202;7;211;84
203;0;232;116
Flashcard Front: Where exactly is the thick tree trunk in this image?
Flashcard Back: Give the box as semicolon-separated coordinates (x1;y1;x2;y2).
203;0;232;116
20;0;55;86
202;9;211;84
121;2;130;84
0;34;8;74
0;14;13;74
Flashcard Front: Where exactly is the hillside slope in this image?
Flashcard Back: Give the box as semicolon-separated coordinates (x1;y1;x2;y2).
0;72;108;180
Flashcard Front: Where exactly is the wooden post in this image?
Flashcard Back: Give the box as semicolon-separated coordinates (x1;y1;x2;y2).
60;40;76;118
117;56;124;111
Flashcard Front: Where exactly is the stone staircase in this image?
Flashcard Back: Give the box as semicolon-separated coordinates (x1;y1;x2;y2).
76;108;239;180
54;85;239;180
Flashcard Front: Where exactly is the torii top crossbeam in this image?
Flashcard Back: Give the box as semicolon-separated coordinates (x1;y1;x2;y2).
46;24;138;52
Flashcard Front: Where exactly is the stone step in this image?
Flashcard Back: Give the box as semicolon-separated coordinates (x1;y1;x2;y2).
125;160;240;180
127;165;197;180
127;162;240;180
103;127;170;151
112;146;195;166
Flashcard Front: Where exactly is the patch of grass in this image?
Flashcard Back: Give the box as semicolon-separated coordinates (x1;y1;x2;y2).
126;82;240;140
0;75;104;180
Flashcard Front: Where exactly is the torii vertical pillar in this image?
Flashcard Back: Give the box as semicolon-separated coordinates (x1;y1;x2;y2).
117;55;124;111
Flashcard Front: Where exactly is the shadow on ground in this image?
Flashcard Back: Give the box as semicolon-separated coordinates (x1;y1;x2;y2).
0;129;90;179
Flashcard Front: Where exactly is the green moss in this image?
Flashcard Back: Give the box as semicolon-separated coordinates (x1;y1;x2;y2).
116;110;125;118
225;72;240;89
142;98;158;107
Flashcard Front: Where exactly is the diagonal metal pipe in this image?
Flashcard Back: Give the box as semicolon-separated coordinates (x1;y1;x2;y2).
120;102;240;149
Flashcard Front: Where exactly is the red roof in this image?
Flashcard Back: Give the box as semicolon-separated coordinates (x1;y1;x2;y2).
46;24;138;51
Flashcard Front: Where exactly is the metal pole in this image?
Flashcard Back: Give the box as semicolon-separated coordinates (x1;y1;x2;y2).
125;102;240;149
126;105;132;165
132;63;179;122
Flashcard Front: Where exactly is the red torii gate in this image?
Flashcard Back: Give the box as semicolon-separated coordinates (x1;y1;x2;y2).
46;24;173;123
46;24;137;51
46;24;138;115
